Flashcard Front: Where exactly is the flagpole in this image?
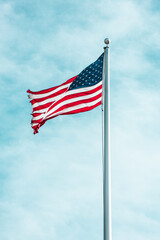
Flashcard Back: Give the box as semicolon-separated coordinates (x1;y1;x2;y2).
103;38;112;240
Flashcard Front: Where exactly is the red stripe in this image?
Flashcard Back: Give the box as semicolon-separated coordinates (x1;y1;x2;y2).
31;117;42;124
32;112;43;118
27;76;76;95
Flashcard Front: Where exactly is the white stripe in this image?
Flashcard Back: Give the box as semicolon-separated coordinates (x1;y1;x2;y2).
32;81;102;109
32;123;38;127
29;83;71;99
32;89;102;121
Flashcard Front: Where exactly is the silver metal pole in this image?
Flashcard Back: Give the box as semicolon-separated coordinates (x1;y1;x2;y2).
103;38;112;240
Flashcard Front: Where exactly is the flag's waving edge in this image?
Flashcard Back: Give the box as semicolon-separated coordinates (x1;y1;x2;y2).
27;53;104;134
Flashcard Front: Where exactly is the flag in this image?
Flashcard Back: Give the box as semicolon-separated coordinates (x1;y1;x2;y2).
27;53;104;134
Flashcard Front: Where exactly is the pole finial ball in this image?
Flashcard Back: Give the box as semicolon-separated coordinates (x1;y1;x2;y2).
104;38;110;45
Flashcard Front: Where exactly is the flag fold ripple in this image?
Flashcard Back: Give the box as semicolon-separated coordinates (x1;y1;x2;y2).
27;53;104;134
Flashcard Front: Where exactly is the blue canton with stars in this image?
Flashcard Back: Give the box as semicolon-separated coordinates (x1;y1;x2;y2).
69;53;104;90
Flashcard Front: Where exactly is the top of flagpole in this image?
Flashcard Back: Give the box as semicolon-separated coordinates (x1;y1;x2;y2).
104;38;111;48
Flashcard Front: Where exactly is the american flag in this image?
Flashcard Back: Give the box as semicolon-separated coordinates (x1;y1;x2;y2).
27;53;104;134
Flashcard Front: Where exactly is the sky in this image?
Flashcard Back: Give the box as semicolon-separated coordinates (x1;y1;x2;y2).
0;0;160;239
